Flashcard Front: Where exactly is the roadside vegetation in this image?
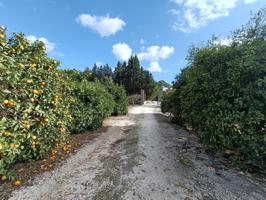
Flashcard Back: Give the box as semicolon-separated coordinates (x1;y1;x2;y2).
0;27;129;179
90;55;156;99
161;9;266;174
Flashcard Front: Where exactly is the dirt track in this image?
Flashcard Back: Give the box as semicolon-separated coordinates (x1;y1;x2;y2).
9;104;266;200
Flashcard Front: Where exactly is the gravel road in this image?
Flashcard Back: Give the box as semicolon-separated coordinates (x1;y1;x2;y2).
9;104;266;200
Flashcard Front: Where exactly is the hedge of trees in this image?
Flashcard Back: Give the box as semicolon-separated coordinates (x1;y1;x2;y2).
0;27;128;177
162;9;266;174
89;55;156;99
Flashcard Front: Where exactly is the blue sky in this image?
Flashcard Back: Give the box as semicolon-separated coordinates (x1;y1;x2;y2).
0;0;265;83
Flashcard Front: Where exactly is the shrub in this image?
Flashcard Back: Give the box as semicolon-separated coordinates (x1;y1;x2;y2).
0;28;70;176
0;28;127;177
58;71;115;133
101;78;128;116
162;9;266;174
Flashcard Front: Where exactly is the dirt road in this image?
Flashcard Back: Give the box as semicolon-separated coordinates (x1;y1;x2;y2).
9;104;266;200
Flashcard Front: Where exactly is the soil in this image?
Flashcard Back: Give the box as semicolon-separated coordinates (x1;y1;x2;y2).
1;104;266;200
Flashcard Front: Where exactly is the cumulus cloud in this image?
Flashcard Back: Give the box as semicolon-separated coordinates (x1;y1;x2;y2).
138;45;174;61
169;0;258;32
138;45;174;73
77;14;125;37
112;43;174;73
148;61;162;72
112;43;133;61
26;35;56;53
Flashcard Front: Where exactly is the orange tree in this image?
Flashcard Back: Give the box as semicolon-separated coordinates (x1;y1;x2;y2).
161;9;266;174
58;70;115;133
0;27;70;177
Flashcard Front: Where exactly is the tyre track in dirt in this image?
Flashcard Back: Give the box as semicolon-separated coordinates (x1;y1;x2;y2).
8;104;266;200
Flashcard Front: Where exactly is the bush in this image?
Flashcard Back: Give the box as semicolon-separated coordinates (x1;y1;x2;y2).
162;9;266;174
0;29;70;176
58;71;115;133
0;28;127;177
101;78;128;116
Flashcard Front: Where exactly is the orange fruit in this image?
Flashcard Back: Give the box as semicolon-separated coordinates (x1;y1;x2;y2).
14;180;21;187
59;127;65;133
39;82;46;87
3;100;9;105
1;176;7;181
7;100;16;107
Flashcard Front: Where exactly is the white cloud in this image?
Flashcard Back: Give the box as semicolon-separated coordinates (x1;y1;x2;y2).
77;14;125;37
26;35;56;53
213;38;232;46
244;0;257;4
138;45;174;73
148;61;162;72
112;43;132;61
170;0;239;32
138;45;174;61
112;43;174;73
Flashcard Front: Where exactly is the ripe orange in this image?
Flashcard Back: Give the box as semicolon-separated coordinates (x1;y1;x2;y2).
1;176;7;181
7;100;16;107
3;99;9;105
59;127;65;133
39;82;46;87
14;180;21;187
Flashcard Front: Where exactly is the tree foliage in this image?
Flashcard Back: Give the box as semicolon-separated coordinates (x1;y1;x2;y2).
114;56;156;98
87;55;156;99
161;8;266;174
0;28;128;177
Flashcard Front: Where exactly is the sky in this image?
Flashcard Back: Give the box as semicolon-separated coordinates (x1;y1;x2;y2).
0;0;265;83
